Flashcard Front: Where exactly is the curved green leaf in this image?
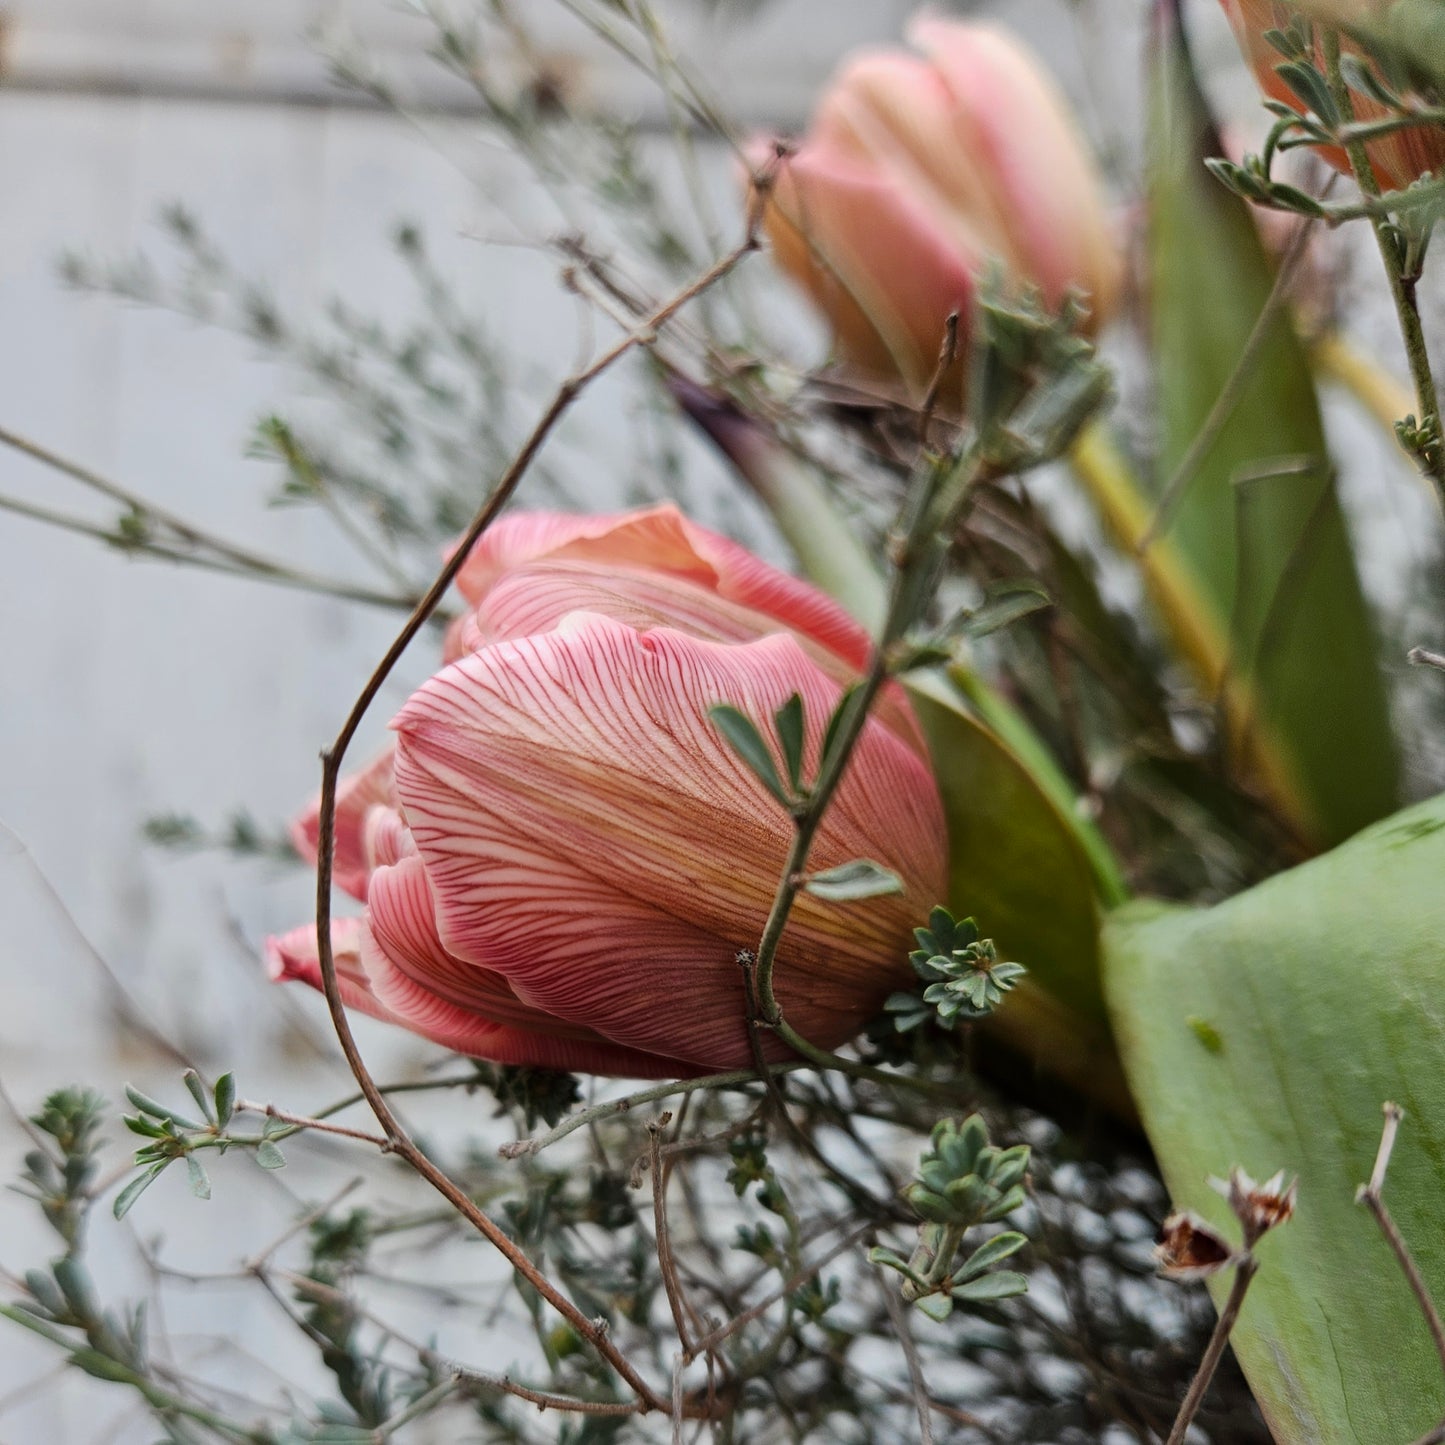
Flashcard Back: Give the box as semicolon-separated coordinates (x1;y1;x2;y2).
1146;8;1400;847
1104;792;1445;1442
906;674;1130;1115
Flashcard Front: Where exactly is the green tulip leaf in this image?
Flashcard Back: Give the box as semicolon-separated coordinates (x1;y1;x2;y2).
1104;792;1445;1442
1147;8;1400;847
906;673;1130;1114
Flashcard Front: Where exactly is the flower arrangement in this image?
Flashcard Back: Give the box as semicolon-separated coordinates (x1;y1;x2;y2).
4;3;1444;1441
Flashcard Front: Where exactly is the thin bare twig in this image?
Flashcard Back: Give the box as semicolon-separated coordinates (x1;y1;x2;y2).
876;1267;936;1445
917;311;961;453
0;484;419;612
1165;1254;1259;1445
234;1100;391;1150
497;1066;804;1159
422;1354;645;1417
649;1114;694;1354
1357;1103;1445;1379
684;1223;873;1362
307;213;767;1417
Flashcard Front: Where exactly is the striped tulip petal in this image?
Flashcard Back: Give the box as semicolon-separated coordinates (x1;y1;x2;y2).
265;918;395;1025
453;504;873;673
459;560;926;756
390;613;946;1069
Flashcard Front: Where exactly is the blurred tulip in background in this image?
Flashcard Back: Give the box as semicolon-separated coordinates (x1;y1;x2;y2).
1219;0;1445;190
747;15;1121;400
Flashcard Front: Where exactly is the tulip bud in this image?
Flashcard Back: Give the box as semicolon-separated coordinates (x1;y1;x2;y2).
1219;0;1445;191
747;16;1121;402
273;506;947;1076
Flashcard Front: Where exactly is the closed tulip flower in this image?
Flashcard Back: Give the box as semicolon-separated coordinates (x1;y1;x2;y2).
749;15;1121;400
1219;0;1445;191
270;506;947;1077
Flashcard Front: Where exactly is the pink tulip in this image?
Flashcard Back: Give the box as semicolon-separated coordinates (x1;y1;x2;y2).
274;505;947;1077
1219;0;1445;193
749;15;1121;399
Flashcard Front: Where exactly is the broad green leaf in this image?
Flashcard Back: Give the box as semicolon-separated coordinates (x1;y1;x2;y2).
1104;792;1445;1443
906;674;1131;1116
1146;12;1399;847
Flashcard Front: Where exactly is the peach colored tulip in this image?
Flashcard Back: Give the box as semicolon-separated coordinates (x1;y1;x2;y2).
274;506;946;1077
749;15;1121;399
1219;0;1445;191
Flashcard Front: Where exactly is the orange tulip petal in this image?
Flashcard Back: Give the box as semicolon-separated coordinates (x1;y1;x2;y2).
454;504;875;676
909;18;1121;319
764;138;982;393
463;560;926;756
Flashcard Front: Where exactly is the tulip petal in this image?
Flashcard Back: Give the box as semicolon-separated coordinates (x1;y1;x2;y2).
363;805;416;872
907;18;1122;319
291;747;397;902
390;614;946;1069
815;49;1021;277
266;918;397;1025
362;855;690;1076
761;136;982;394
462;560;926;756
453;504;875;678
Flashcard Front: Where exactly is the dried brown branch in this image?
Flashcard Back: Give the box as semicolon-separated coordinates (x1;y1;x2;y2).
684;1222;872;1362
1165;1254;1259;1445
876;1267;936;1445
648;1114;695;1354
307;210;768;1420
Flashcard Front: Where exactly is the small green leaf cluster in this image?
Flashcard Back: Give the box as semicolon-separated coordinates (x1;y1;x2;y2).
710;690;905;901
885;907;1025;1031
710;688;852;818
17;1088;107;1249
473;1062;583;1130
904;1114;1030;1228
970;280;1111;473
727;1134;792;1218
117;1070;282;1220
870;1114;1031;1321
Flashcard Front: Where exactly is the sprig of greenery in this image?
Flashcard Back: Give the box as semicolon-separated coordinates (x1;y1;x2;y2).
885;907;1025;1032
870;1114;1031;1320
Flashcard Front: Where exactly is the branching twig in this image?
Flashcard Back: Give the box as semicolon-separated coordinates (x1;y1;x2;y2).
498;1065;805;1158
1357;1103;1445;1379
876;1265;936;1445
1321;33;1445;495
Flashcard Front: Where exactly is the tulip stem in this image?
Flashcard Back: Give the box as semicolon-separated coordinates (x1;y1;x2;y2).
1322;31;1445;499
